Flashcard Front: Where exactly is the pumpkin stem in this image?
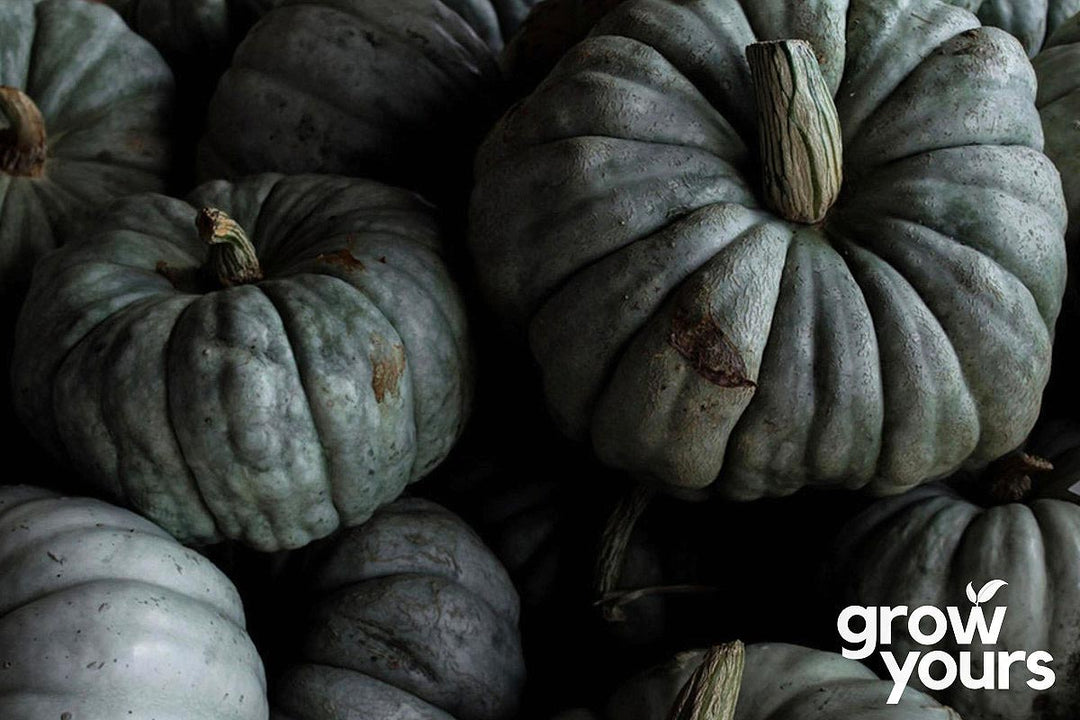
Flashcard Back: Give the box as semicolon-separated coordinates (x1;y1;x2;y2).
0;86;47;178
985;451;1053;504
197;207;263;287
595;482;655;622
595;583;721;613
746;40;842;224
667;642;745;720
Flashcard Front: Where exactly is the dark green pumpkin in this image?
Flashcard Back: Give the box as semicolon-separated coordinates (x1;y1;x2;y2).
11;173;472;551
270;498;525;720
198;0;540;200
470;0;1067;500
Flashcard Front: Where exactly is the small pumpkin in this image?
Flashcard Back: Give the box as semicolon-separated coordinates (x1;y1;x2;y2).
0;484;267;719
12;173;472;551
559;641;959;720
198;0;539;200
0;0;173;308
470;0;1067;500
824;425;1080;720
270;497;526;720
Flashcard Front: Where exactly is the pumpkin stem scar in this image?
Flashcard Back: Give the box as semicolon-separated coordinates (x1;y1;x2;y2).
0;86;47;178
746;40;842;224
594;482;656;622
196;207;264;287
667;641;745;720
984;451;1053;504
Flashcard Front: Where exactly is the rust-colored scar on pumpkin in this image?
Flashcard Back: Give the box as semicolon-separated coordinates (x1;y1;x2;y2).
317;248;366;271
370;334;406;403
668;306;756;389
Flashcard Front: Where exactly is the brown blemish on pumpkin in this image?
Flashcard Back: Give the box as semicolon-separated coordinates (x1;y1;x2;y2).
668;306;755;388
317;248;365;271
370;334;406;403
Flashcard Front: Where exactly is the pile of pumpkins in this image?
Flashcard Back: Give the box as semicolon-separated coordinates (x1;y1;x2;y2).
0;0;1078;718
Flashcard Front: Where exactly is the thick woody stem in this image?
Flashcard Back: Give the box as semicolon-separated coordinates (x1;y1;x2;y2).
196;207;263;287
0;86;47;178
667;642;745;720
594;482;655;622
746;40;843;224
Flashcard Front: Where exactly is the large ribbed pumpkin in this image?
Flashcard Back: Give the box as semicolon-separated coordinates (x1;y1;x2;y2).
0;0;172;307
470;0;1067;500
825;426;1080;720
270;498;526;720
944;0;1080;55
0;485;267;719
11;173;472;551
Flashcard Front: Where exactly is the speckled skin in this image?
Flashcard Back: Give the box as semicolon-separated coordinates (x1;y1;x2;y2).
197;0;539;199
558;644;958;719
0;485;268;720
270;498;525;720
0;0;172;306
1035;13;1080;293
11;173;472;551
826;434;1080;720
944;0;1080;55
470;0;1067;500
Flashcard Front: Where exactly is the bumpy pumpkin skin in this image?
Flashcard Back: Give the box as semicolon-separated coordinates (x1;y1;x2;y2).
826;431;1080;720
470;0;1067;500
568;643;958;720
270;498;526;720
0;0;172;306
11;173;472;551
0;485;268;719
944;0;1080;55
198;0;538;199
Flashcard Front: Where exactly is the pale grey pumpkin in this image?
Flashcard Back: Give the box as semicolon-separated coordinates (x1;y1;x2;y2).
0;485;268;719
11;173;472;551
825;427;1080;720
197;0;539;198
270;498;526;720
558;642;959;720
944;0;1080;54
470;0;1067;500
0;0;172;306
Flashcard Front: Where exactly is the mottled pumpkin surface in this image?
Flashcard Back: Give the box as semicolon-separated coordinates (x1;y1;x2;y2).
470;0;1067;500
12;173;472;551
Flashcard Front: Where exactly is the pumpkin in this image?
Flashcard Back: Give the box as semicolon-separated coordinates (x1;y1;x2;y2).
0;484;267;719
0;0;173;308
11;172;472;551
1035;13;1080;289
557;641;959;720
943;0;1080;55
270;497;526;720
469;0;1067;500
197;0;539;200
98;0;277;65
824;424;1080;720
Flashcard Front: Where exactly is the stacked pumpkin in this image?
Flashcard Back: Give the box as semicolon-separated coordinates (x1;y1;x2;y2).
1;0;1079;718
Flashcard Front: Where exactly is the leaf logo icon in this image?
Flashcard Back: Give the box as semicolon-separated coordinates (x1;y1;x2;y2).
967;579;1008;606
